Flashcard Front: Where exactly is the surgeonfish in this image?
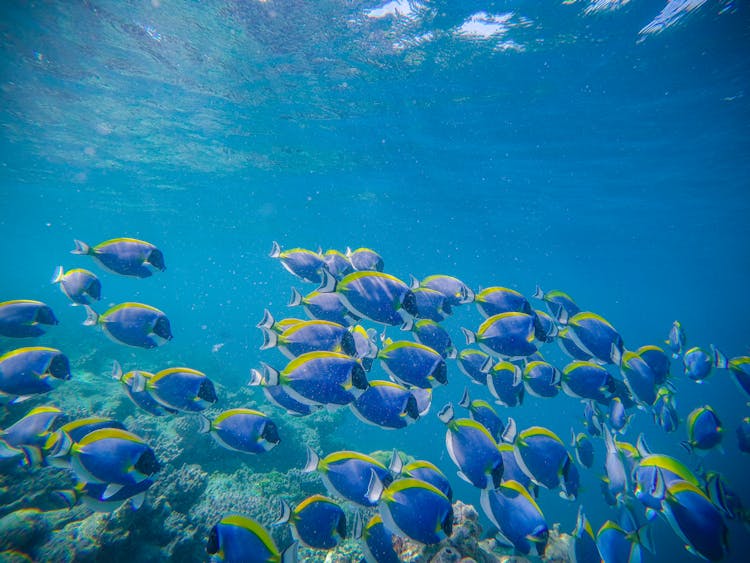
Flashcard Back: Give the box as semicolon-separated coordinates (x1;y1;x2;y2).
459;387;505;442
713;348;750;396
582;400;603;437
602;425;628;504
269;241;326;284
617;350;658;407
350;380;429;430
595;520;642;563
532;309;558;343
51;267;101;306
0;347;71;401
276;495;347;550
84;302;173;348
318;270;413;326
533;286;581;319
608;397;630;434
259;314;358;359
665;320;686;358
347;247;384;272
252;351;368;407
474;287;533;318
557;327;594;361
377;340;447;389
462;312;539;359
415;274;474;306
67;428;161;495
652;386;679;433
366;474;453;545
561;360;614;402
636;345;671;385
486;360;525;407
513;426;571;492
683;405;723;454
737;417;750;454
571;431;594;469
0;405;62;449
303;448;395;506
207;513;297;563
288;288;358;326
261;383;322;417
111;362;177;417
0;300;58;338
199;409;280;454
60;478;154;513
439;403;504;490
562;312;624;365
568;506;601;563
358;514;399;563
522;360;562;398
456;348;493;385
661;480;729;561
480;481;548;556
401;287;452;322
44;417;127;468
322;249;354;280
133;367;217;413
403;318;456;359
682;346;713;382
71;237;165;277
398;459;453;501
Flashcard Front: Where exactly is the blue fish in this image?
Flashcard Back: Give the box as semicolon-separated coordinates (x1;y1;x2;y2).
269;241;325;284
497;442;536;493
439;403;503;489
635;345;671;386
480;481;548;556
135;367;217;413
254;351;368;407
44;416;127;468
207;514;296;563
199;409;280;454
402;287;452;322
318;270;412;326
84;302;172;348
0;405;62;448
474;286;533;318
569;506;601;563
260;315;357;359
596;520;642;563
633;454;700;512
403;318;456;359
558;327;594;361
608;397;630;434
602;425;628;504
72;237;165;277
358;514;399;563
571;431;594;468
662;480;729;561
713;348;750;396
415;274;474;306
261;384;322;417
288;288;358;326
366;475;453;545
350;380;429;430
347;247;384;272
463;312;539;359
322;249;354;280
618;351;657;407
111;362;177;417
398;459;453;501
304;448;394;506
62;478;154;513
583;400;603;436
51;267;101;306
68;428;160;495
652;387;679;433
0;300;58;338
682;346;713;382
513;426;570;492
665;320;686;358
459;388;504;442
378;341;447;389
523;360;561;398
486;360;524;407
683;405;723;453
561;360;614;402
0;347;71;400
533;309;558;343
456;348;493;385
277;495;347;550
563;312;624;365
533;286;581;319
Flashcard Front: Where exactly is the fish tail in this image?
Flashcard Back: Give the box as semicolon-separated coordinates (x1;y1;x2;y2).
51;265;64;284
302;446;319;473
71;239;91;255
259;327;278;350
82;305;99;326
269;241;282;258
111;360;123;381
248;368;266;387
256;309;275;329
712;345;728;369
197;414;211;434
533;284;545;300
460;327;476;345
288;287;303;307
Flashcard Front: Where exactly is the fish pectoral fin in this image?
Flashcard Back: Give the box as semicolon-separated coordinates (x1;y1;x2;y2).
102;483;124;500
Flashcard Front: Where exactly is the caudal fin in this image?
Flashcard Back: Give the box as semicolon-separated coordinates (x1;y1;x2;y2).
71;239;90;255
51;266;64;284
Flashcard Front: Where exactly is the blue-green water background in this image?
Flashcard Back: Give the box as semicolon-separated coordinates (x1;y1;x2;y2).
1;0;749;560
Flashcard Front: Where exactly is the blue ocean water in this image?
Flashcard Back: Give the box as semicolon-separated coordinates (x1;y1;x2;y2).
1;0;749;561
